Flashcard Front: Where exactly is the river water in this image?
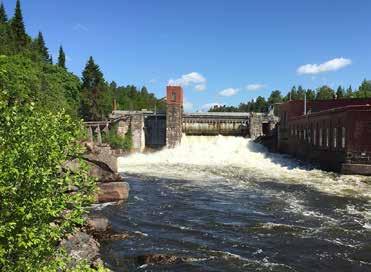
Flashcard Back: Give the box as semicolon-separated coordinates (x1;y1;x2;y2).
99;136;371;271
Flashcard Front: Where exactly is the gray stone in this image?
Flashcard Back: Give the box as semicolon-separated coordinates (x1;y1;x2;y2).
60;231;100;267
87;216;110;232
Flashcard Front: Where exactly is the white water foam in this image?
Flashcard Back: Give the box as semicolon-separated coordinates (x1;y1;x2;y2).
118;135;371;201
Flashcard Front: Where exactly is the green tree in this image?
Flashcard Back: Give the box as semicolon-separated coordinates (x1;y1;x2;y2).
268;90;283;105
0;2;7;24
0;84;96;271
306;89;316;100
345;85;354;98
57;46;66;69
34;32;50;63
356;79;371;98
80;56;111;120
336;86;345;99
316;85;335;100
10;0;28;49
0;55;81;117
297;85;306;100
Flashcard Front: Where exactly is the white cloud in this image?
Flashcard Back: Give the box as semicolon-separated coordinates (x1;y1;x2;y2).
195;84;206;92
297;57;351;75
168;72;206;91
219;88;239;97
73;23;88;32
200;102;222;112
246;84;266;91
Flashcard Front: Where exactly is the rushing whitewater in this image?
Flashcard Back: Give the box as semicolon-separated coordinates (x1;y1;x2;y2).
100;136;371;271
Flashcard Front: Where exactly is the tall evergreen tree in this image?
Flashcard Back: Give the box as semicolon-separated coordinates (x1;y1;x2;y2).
11;0;28;48
336;86;345;99
316;85;335;100
0;2;8;24
35;31;49;62
57;46;66;69
80;56;110;120
346;86;354;98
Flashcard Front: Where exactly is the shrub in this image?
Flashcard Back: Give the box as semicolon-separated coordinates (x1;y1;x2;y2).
103;125;133;151
0;101;96;271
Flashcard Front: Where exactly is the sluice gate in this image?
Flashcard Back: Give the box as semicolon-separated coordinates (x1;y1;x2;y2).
182;112;250;136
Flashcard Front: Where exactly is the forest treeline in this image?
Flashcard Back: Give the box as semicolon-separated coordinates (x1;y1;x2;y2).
0;0;164;121
210;79;371;113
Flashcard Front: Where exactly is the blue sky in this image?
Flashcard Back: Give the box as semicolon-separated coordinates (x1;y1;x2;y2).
2;0;371;111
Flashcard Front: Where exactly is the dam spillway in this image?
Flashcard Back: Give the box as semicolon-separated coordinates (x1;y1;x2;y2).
182;112;250;136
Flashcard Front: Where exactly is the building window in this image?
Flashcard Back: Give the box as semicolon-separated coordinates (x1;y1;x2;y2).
326;128;329;148
341;127;346;148
308;128;311;144
172;92;177;102
319;128;323;147
313;128;317;146
303;128;306;141
333;127;337;148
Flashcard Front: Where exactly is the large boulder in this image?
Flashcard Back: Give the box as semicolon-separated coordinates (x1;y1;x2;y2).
60;231;101;268
84;143;118;173
63;157;123;183
97;182;130;203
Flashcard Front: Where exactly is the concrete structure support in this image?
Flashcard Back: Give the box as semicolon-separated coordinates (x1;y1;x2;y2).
166;86;183;148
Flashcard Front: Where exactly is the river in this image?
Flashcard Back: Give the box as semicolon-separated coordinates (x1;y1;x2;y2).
99;136;371;271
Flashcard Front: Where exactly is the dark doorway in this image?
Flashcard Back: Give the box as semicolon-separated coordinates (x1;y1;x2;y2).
262;122;270;135
144;115;166;148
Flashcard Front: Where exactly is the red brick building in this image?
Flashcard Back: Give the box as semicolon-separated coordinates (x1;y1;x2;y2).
278;99;371;174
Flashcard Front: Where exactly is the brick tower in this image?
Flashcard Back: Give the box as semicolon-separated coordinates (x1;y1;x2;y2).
166;86;183;148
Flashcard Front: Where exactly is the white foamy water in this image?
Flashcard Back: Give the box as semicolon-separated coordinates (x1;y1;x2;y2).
118;135;371;201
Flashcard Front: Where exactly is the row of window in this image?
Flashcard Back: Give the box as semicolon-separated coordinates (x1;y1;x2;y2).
290;125;346;149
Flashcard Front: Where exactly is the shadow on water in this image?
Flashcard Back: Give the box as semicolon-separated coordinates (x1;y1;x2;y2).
96;174;371;272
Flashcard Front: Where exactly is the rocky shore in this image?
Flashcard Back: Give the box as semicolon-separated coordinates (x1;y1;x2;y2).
61;143;130;270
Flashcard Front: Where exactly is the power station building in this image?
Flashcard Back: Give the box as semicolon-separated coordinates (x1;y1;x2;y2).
278;99;371;174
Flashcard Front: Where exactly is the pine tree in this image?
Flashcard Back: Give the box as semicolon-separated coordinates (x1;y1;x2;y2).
336;86;345;99
11;0;28;48
0;2;8;24
80;56;109;120
57;46;66;69
35;32;49;62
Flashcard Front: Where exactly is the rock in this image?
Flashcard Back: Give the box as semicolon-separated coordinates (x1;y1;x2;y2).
60;231;100;268
63;158;123;183
86;160;123;183
97;182;130;203
87;216;110;232
136;254;187;266
83;143;118;173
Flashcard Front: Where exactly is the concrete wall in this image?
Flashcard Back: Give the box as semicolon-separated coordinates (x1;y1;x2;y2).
166;86;183;148
249;113;278;139
117;113;145;152
166;104;182;148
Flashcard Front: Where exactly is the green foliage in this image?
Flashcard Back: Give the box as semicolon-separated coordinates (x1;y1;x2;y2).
0;54;81;117
80;57;112;120
58;45;66;69
11;0;29;50
0;2;7;24
34;31;50;63
355;79;371;98
316;85;335;100
103;125;133;151
0;100;96;271
113;84;166;113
